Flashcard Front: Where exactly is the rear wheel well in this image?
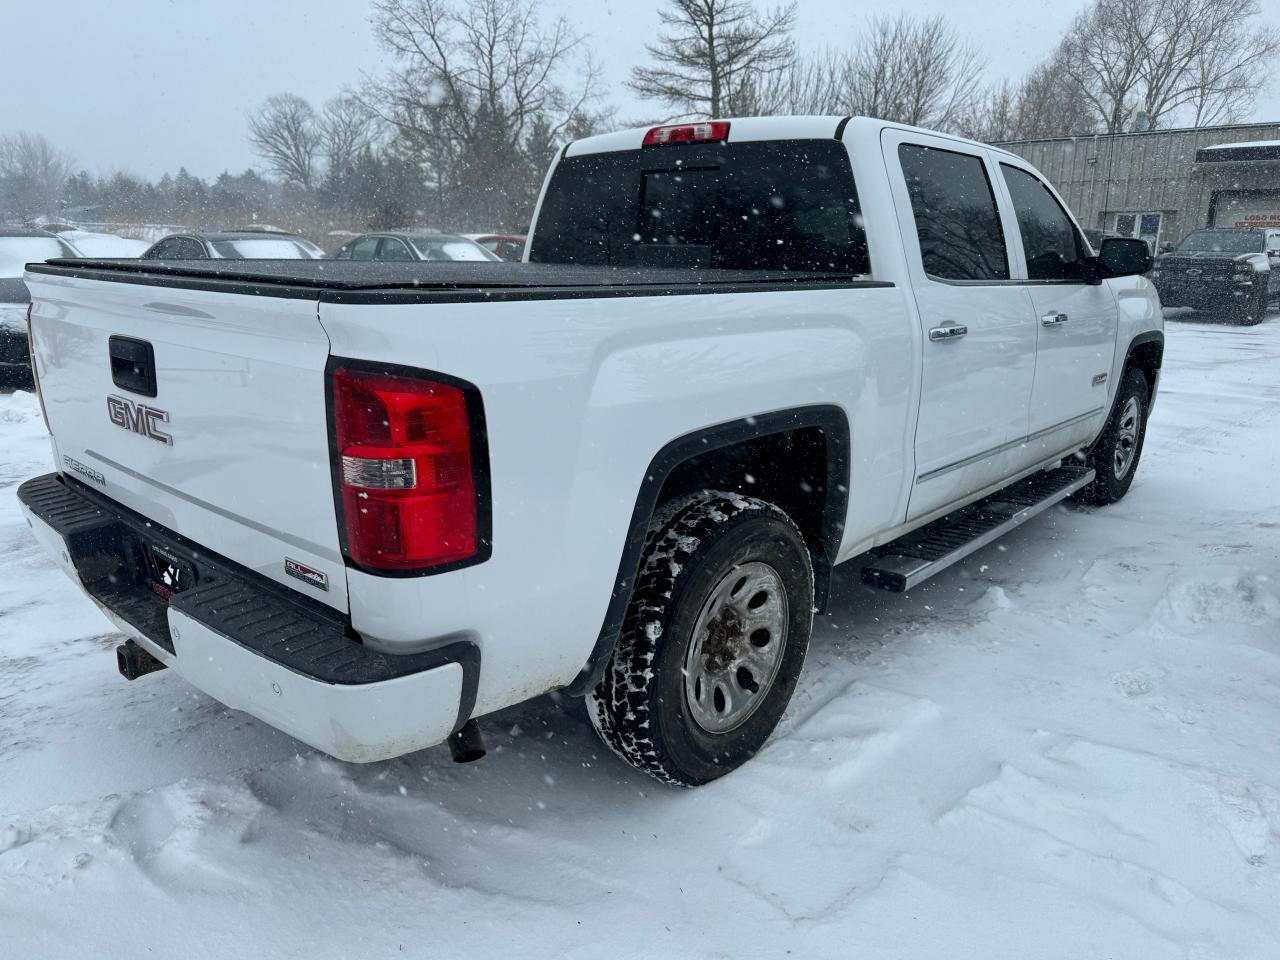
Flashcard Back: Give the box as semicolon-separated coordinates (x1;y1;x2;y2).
654;424;840;607
567;407;849;696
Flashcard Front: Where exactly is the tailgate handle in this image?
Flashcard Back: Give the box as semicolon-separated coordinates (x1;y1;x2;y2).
109;336;158;398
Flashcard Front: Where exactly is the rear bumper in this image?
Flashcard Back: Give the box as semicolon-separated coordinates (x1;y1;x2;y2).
18;473;479;762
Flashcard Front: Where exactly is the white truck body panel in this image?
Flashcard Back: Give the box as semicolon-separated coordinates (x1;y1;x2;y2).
321;285;915;715
20;115;1163;761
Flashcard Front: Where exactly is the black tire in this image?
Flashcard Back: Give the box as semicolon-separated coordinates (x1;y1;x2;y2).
1244;289;1264;327
1238;287;1268;325
588;492;814;787
1074;366;1150;505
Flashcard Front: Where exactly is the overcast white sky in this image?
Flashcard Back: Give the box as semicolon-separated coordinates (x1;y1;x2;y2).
5;0;1280;180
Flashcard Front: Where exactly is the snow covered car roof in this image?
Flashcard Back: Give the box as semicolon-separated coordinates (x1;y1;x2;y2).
1203;140;1280;151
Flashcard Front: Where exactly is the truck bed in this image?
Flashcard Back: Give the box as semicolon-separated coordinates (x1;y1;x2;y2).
27;259;880;304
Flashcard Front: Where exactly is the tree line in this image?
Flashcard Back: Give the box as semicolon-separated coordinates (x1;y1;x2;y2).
2;0;1277;237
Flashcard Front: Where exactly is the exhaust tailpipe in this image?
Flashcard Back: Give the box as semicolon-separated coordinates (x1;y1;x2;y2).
117;639;167;681
447;719;486;763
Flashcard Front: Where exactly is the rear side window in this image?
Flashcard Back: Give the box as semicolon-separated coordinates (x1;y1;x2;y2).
529;140;869;274
898;144;1009;282
350;236;381;261
211;239;311;259
376;238;415;262
411;238;500;262
146;237;205;259
1000;164;1086;281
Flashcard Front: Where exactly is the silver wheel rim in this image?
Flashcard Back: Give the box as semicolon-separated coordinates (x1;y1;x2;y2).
1113;396;1141;480
683;561;789;735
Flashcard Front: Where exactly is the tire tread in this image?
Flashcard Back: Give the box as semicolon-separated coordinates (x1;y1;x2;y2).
587;491;807;786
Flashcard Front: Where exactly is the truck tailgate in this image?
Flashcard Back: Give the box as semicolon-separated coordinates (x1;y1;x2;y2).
26;272;347;611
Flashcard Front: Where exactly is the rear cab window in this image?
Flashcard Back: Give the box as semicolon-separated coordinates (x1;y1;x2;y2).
897;144;1008;282
529;139;869;274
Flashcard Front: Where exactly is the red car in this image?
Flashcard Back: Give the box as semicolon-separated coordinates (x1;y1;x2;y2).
463;233;526;262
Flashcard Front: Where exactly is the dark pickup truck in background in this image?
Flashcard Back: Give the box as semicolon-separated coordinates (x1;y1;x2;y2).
1152;227;1280;324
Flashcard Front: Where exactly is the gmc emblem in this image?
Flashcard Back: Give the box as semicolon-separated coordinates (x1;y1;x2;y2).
107;395;172;445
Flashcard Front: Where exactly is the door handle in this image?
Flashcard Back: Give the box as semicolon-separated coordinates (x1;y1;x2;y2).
1041;311;1070;325
929;323;968;342
108;335;158;397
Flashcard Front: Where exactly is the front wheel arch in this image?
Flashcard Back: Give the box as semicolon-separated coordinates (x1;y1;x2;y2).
1122;330;1163;403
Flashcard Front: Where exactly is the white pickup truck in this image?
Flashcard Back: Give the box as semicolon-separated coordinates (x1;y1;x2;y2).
19;117;1162;786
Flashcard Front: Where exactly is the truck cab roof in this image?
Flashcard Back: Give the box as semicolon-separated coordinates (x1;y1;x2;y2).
566;115;1017;160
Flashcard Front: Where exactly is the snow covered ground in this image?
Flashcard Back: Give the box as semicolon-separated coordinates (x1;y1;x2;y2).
2;311;1279;959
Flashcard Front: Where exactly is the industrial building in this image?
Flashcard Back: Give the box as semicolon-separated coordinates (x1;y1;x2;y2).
997;121;1280;252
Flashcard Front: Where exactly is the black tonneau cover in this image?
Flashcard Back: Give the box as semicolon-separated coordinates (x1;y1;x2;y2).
26;258;884;304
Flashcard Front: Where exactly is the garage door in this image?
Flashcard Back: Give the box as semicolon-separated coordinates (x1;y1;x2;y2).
1211;190;1280;228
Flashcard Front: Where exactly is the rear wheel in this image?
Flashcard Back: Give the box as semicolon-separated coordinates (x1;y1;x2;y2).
1074;366;1150;505
588;492;813;786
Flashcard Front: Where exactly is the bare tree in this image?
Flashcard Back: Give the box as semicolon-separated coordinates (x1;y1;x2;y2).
745;15;984;133
1146;0;1280;126
0;132;74;221
320;95;382;181
628;0;797;119
739;47;846;115
846;14;985;131
1059;0;1280;133
364;0;602;228
248;94;321;189
1057;0;1146;133
964;56;1099;142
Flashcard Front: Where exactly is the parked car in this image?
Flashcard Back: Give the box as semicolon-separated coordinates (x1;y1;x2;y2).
329;232;501;262
1151;227;1280;324
463;233;526;261
56;230;148;258
140;231;322;260
0;229;80;386
20;116;1161;787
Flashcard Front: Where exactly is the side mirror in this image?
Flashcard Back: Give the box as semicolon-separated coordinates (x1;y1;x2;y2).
1097;236;1153;278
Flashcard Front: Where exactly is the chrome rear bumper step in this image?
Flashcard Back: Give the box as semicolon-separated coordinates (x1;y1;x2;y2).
861;465;1095;593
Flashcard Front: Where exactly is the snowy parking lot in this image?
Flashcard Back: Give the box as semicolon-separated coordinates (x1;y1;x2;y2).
1;312;1279;959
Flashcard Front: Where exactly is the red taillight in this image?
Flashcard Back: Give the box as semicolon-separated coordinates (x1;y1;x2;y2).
331;365;484;572
642;121;730;147
26;304;49;432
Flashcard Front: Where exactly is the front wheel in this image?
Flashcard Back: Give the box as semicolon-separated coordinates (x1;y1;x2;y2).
588;492;814;786
1238;288;1269;325
1074;367;1150;505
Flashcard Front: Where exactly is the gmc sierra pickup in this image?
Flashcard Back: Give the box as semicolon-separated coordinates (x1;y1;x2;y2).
19;117;1162;786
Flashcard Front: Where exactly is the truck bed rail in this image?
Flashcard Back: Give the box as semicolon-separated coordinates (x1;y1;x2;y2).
26;259;887;304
